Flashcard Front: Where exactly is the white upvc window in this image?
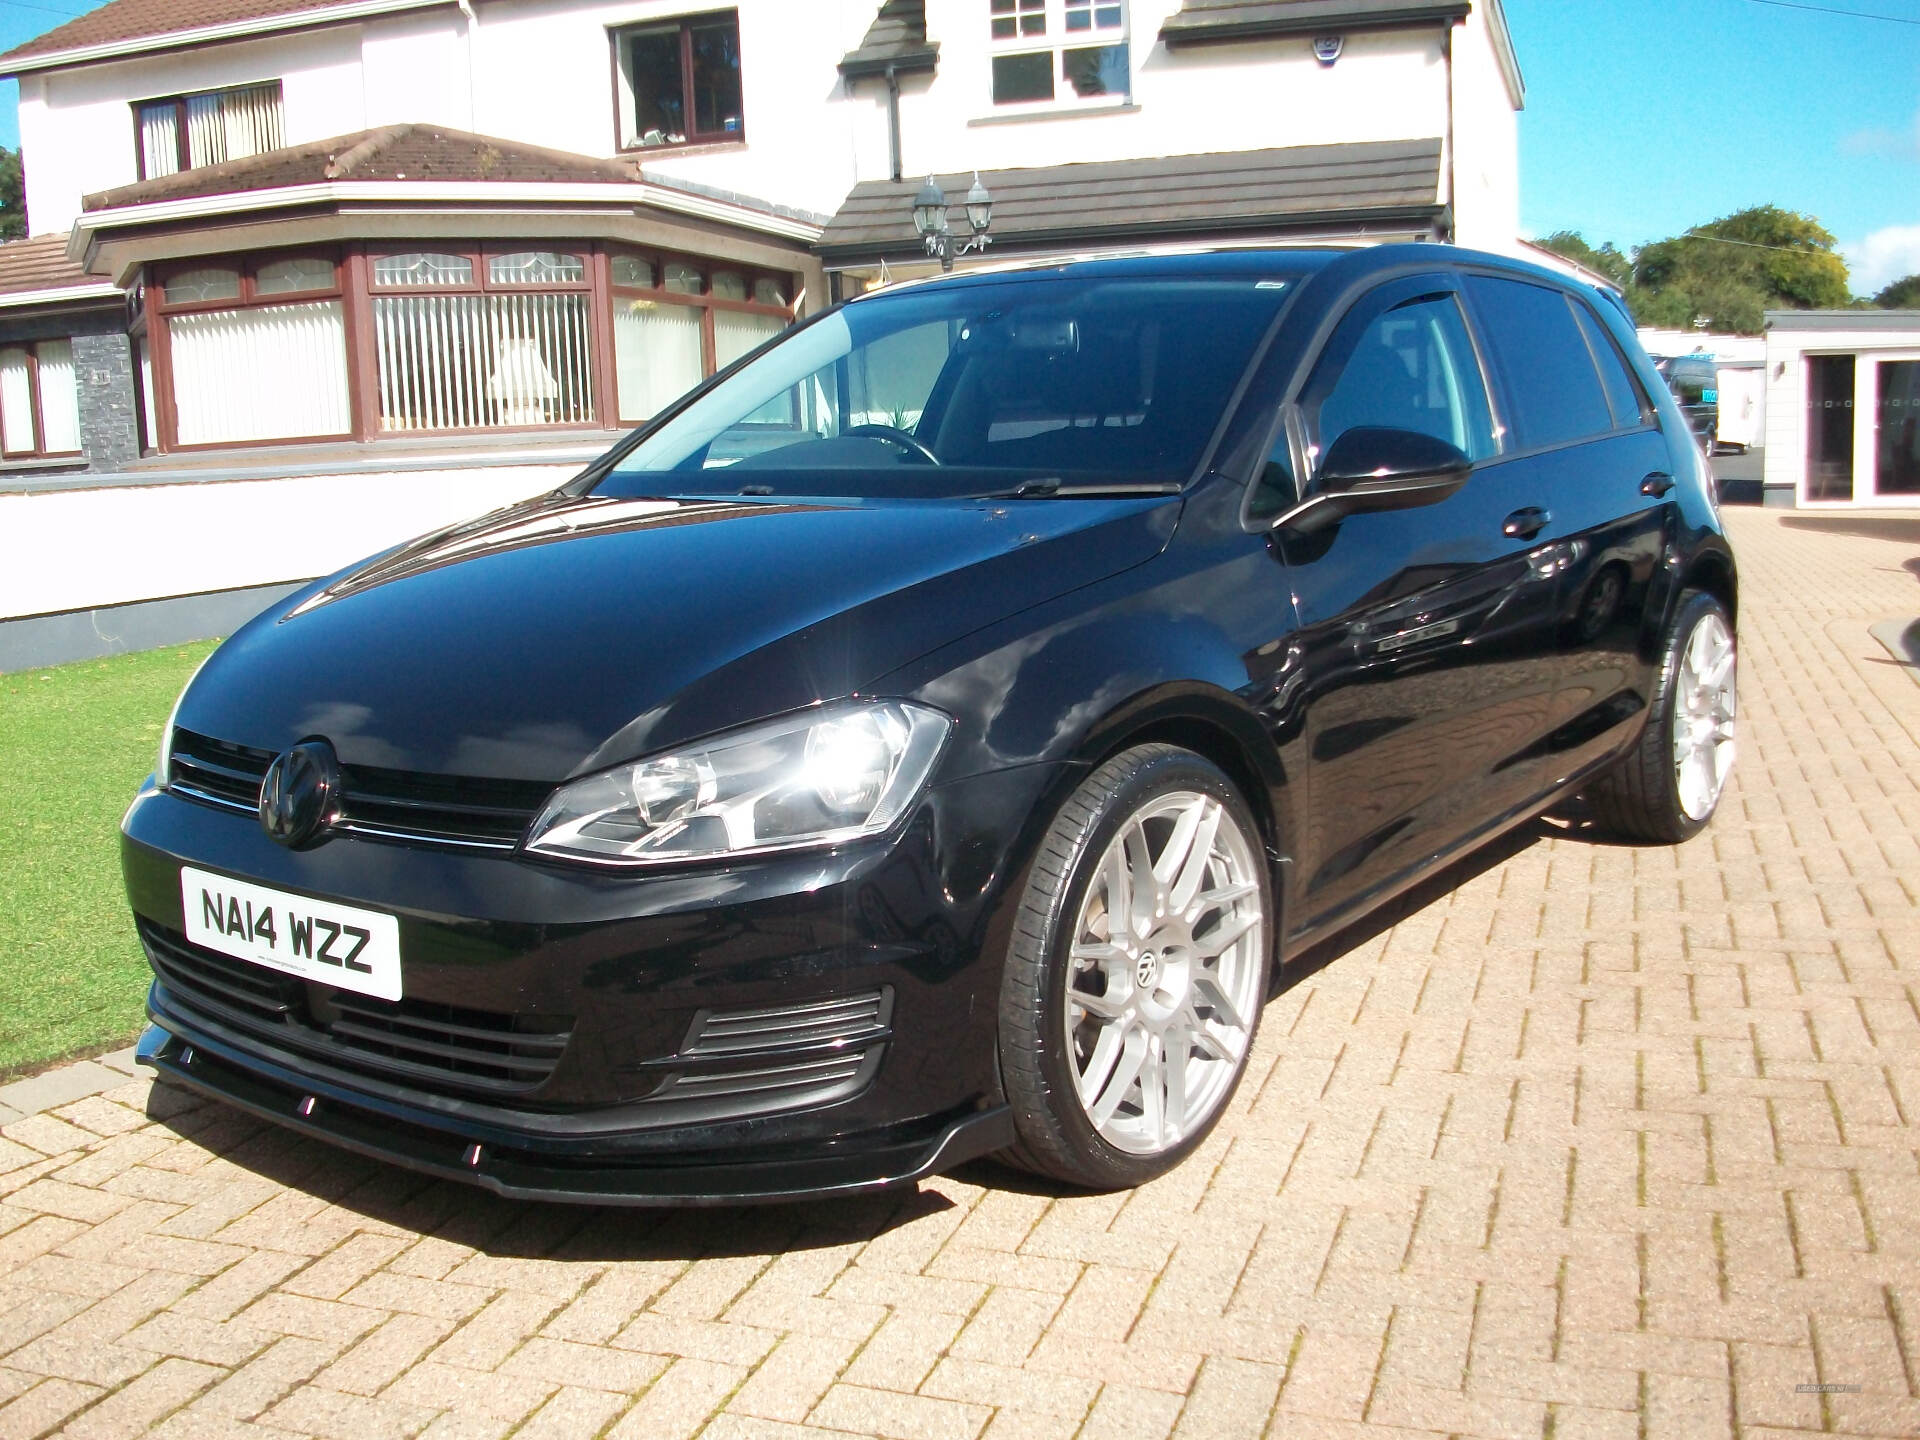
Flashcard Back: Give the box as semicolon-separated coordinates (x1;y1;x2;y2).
987;0;1129;108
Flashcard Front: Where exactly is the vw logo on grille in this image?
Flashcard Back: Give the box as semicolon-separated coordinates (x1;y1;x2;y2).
258;739;340;849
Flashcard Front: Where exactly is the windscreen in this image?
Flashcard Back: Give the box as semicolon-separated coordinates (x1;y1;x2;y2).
594;274;1294;499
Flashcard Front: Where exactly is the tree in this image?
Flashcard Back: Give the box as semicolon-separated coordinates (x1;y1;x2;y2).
1877;274;1920;309
1632;206;1849;334
0;148;23;241
1535;230;1633;290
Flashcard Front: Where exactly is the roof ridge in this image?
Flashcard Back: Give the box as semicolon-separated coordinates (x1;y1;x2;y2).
325;123;412;179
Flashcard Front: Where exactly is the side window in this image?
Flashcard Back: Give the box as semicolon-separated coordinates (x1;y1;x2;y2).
1465;275;1614;450
1571;300;1652;430
1300;292;1497;485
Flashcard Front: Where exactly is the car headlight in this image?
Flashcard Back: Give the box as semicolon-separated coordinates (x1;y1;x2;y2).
524;700;951;867
154;656;210;791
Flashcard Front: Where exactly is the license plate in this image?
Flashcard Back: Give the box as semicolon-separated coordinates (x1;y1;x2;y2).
1702;389;1718;403
180;866;403;1001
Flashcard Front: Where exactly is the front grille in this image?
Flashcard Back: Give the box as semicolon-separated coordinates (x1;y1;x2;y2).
140;920;571;1098
167;728;550;853
682;991;892;1058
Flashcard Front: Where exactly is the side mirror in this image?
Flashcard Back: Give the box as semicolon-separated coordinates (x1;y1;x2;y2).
1275;427;1473;533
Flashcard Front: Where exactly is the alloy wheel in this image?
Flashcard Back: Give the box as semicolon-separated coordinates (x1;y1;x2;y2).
1064;791;1267;1156
1672;611;1736;822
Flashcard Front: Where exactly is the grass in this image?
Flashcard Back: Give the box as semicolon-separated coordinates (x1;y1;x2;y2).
0;641;217;1079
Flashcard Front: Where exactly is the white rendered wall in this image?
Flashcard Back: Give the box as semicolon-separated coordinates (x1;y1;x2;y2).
0;465;573;619
1447;0;1519;253
19;27;368;235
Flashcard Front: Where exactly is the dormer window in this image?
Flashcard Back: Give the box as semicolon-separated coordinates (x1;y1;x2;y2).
612;11;744;150
989;0;1128;107
135;81;283;180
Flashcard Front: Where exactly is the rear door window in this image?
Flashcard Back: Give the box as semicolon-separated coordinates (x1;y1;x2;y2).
1464;275;1615;450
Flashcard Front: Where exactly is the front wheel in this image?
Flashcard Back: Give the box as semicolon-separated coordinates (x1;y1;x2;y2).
997;745;1273;1189
1586;589;1736;843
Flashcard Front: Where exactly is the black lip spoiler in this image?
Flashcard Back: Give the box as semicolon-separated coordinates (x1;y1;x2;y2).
136;1023;1014;1208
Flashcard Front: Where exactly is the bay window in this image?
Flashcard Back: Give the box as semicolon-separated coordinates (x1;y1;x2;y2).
0;341;81;460
989;0;1129;106
142;242;797;450
613;11;744;150
136;82;283;180
156;255;351;446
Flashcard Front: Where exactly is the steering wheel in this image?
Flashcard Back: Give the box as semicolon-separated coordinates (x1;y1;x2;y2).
843;424;941;466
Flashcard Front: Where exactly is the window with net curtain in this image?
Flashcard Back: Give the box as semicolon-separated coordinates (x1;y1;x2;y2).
611;257;789;424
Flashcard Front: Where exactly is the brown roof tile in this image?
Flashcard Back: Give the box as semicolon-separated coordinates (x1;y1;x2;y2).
0;232;100;297
83;125;644;210
0;0;444;69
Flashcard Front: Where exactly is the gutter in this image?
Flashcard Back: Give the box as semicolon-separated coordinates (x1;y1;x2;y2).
0;0;457;77
1158;4;1470;49
0;282;124;309
70;179;825;265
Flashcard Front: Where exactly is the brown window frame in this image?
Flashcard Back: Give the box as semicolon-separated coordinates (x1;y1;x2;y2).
607;246;794;424
132;80;285;181
610;9;746;154
365;245;595;297
0;341;83;460
153;252;342;314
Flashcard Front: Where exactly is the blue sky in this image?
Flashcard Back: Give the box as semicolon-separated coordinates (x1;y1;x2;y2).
0;0;1915;291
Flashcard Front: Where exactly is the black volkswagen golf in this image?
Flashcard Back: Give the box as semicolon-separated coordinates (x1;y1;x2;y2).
122;246;1737;1204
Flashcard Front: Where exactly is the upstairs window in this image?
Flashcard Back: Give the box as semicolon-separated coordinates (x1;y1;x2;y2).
613;11;744;149
989;0;1128;107
136;81;283;180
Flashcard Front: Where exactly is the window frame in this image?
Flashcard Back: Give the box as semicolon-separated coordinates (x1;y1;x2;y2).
0;341;82;460
154;252;341;314
609;9;746;154
365;245;594;296
987;0;1131;111
132;79;285;181
607;246;794;424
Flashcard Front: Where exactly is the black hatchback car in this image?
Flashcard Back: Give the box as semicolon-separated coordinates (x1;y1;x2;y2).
122;245;1736;1203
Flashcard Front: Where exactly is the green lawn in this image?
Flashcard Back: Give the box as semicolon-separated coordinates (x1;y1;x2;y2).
0;642;216;1078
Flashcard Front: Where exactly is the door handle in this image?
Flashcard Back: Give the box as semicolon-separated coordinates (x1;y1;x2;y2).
1641;471;1675;497
1502;507;1551;540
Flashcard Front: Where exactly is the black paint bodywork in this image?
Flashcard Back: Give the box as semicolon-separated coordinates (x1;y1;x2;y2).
122;247;1736;1203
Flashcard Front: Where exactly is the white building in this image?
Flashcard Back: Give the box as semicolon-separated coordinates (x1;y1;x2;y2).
0;0;1527;665
1764;310;1920;509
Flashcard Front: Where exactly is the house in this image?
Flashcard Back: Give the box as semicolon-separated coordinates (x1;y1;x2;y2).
0;0;1527;666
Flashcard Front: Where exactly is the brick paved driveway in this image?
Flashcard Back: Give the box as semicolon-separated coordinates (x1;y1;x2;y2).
3;507;1919;1440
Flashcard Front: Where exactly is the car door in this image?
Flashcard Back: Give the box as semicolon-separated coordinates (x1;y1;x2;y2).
1459;274;1674;796
1259;274;1566;939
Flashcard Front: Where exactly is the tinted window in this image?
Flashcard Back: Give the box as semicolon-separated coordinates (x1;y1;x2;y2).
1299;292;1496;484
1572;301;1650;429
1465;276;1614;449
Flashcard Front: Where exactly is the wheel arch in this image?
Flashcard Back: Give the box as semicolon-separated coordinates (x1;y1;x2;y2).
1680;543;1738;626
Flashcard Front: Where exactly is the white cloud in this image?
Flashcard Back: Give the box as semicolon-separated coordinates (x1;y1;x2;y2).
1843;224;1920;296
1842;107;1920;162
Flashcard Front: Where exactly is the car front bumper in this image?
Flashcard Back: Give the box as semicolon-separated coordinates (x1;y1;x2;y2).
121;761;1065;1204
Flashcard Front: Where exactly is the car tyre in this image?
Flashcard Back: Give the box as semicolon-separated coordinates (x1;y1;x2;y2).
1585;589;1736;844
997;745;1273;1189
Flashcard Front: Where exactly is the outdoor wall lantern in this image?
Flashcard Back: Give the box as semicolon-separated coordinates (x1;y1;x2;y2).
913;173;993;271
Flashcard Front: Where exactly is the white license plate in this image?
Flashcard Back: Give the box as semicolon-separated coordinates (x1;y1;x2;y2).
180;866;403;1001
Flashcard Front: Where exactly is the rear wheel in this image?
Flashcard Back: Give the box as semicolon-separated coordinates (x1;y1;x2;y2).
1586;589;1736;843
997;745;1272;1189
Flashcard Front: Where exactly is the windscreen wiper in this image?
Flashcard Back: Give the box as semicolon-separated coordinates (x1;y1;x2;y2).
983;478;1184;499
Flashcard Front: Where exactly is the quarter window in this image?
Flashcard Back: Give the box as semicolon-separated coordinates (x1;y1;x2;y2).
989;0;1129;106
135;81;282;180
1571;301;1653;430
1464;275;1616;451
613;11;744;149
1300;293;1497;482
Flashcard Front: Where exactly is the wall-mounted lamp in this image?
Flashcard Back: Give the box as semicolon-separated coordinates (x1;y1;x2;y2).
912;173;993;271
